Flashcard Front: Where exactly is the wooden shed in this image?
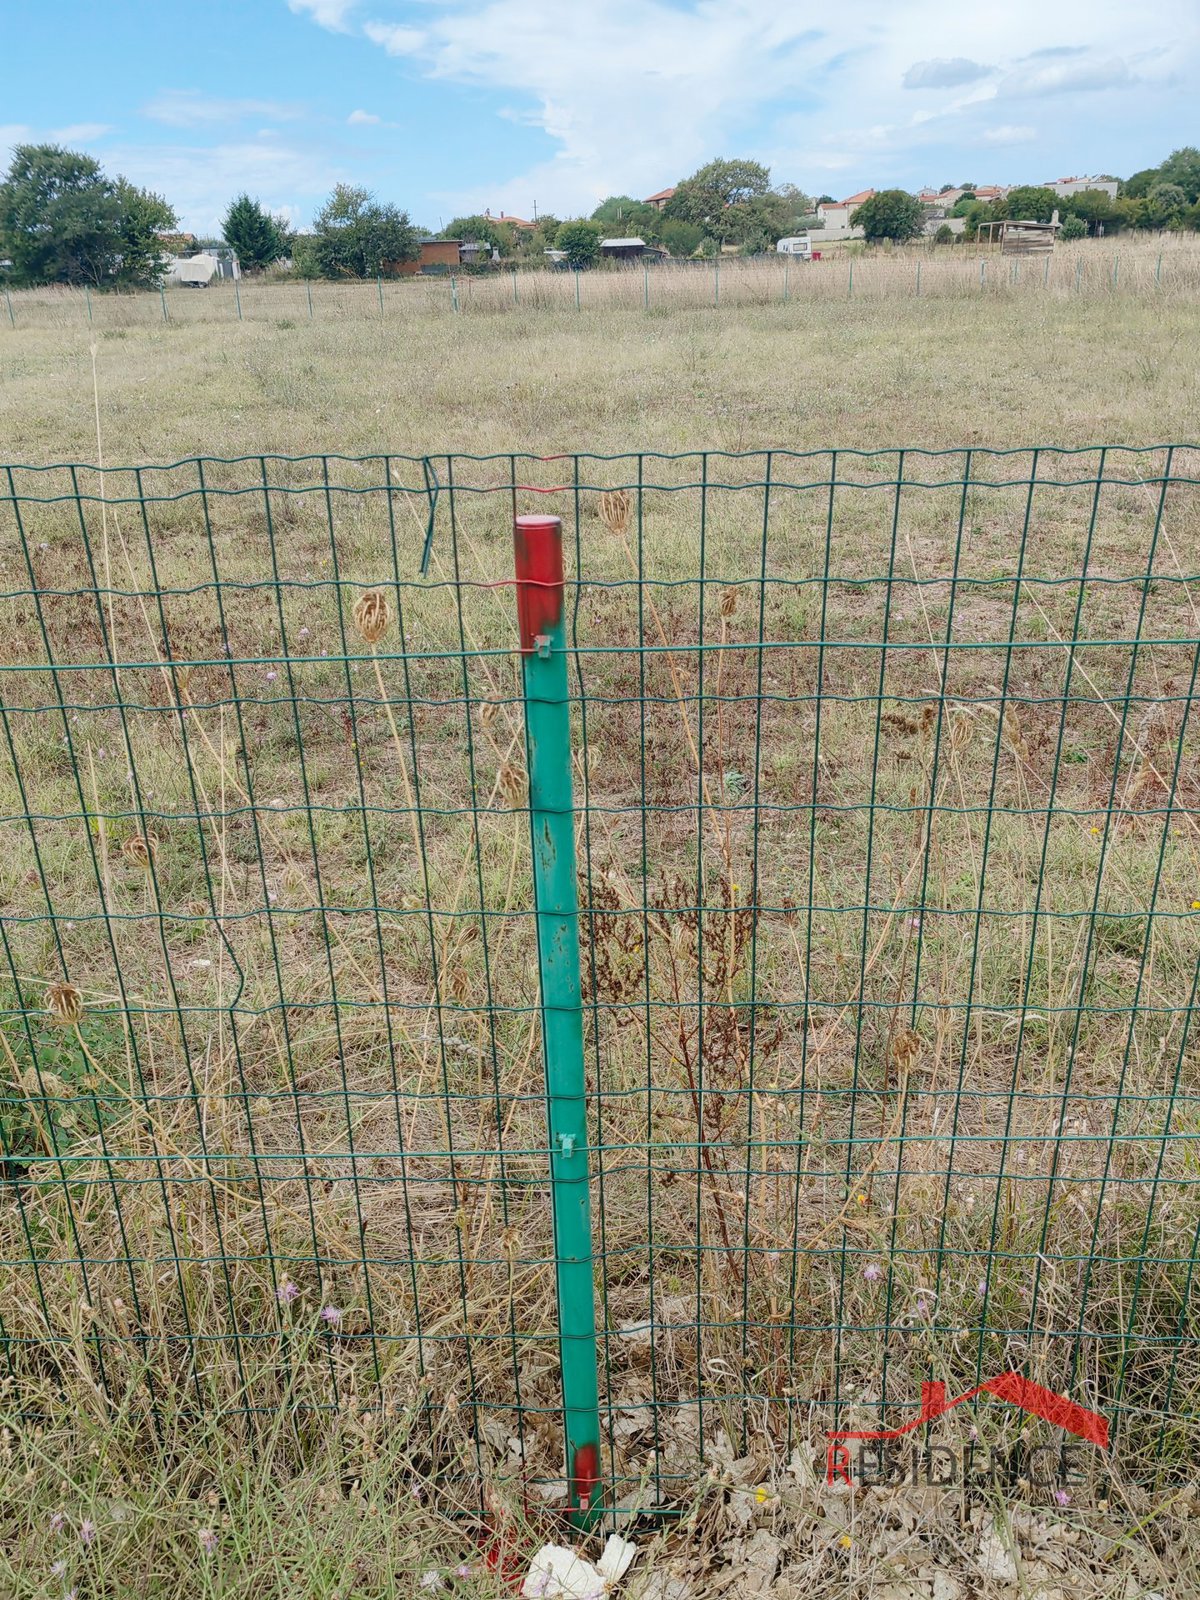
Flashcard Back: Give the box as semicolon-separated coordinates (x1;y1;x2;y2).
979;214;1062;258
393;239;464;276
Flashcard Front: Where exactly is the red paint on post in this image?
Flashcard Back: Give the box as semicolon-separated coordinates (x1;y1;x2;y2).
513;514;564;653
571;1441;601;1510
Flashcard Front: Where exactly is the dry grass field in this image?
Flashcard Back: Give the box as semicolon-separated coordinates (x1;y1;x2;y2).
2;242;1200;1598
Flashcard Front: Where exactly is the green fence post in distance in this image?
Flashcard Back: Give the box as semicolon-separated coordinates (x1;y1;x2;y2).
235;277;243;320
915;260;921;296
714;258;719;306
4;286;14;327
84;286;93;324
574;267;581;311
783;257;789;302
512;267;519;305
306;279;314;320
643;262;649;310
979;257;986;289
160;285;169;322
848;258;854;297
450;275;460;313
1155;251;1162;285
1043;254;1050;287
512;513;603;1529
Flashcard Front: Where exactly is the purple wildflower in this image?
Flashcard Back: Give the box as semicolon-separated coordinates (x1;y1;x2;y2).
51;1559;66;1577
455;1563;472;1579
277;1278;300;1305
49;1511;65;1534
265;670;278;682
862;1262;883;1282
320;1304;342;1327
1054;1488;1071;1506
199;1527;218;1554
79;1519;95;1546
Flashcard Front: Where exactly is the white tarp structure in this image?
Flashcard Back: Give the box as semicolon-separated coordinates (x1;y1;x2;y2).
165;249;241;286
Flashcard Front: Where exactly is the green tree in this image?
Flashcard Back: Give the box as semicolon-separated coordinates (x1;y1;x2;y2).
221;194;287;272
112;179;177;288
1004;185;1059;222
554;219;603;268
1059;214;1087;241
1144;182;1188;227
0;143;176;288
590;195;660;233
850;189;924;243
933;223;955;244
309;184;418;278
442;214;511;253
659;219;703;257
1060;188;1119;234
665;158;771;236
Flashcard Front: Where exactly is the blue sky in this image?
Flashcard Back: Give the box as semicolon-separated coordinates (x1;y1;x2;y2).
1;0;1195;235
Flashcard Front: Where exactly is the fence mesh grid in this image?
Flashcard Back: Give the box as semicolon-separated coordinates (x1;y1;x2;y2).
2;447;1198;1507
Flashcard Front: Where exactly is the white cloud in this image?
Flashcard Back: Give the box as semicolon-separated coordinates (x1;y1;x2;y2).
288;0;358;30
981;124;1037;145
347;109;383;124
50;122;113;144
903;59;993;90
363;21;427;55
102;138;338;235
143;90;306;127
291;0;1197;212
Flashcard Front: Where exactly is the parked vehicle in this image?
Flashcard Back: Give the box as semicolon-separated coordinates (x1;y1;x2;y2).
775;233;821;261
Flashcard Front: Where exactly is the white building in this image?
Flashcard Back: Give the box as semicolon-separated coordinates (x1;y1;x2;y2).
1046;176;1119;200
815;189;874;240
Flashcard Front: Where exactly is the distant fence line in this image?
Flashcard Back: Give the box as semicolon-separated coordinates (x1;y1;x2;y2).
3;241;1198;331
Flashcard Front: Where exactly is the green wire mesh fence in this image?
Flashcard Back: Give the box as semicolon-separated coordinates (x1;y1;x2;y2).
2;447;1199;1515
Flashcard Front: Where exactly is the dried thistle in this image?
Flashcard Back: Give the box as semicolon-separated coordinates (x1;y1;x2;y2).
948;709;973;755
889;1027;923;1076
445;964;470;1003
1001;707;1029;762
479;697;500;728
720;587;738;619
353;590;391;646
598;488;632;536
780;894;798;925
121;833;155;871
46;981;83;1026
497;762;525;806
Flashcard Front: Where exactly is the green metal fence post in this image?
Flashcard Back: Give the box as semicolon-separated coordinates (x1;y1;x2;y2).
160;286;169;322
574;268;581;311
1155;251;1163;285
4;286;14;327
377;274;385;316
1076;257;1083;293
512;513;602;1528
306;280;314;320
783;257;789;302
643;262;649;310
512;268;519;305
450;276;459;313
84;286;93;324
713;259;719;306
848;259;854;297
235;278;243;321
979;258;986;289
915;260;921;297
